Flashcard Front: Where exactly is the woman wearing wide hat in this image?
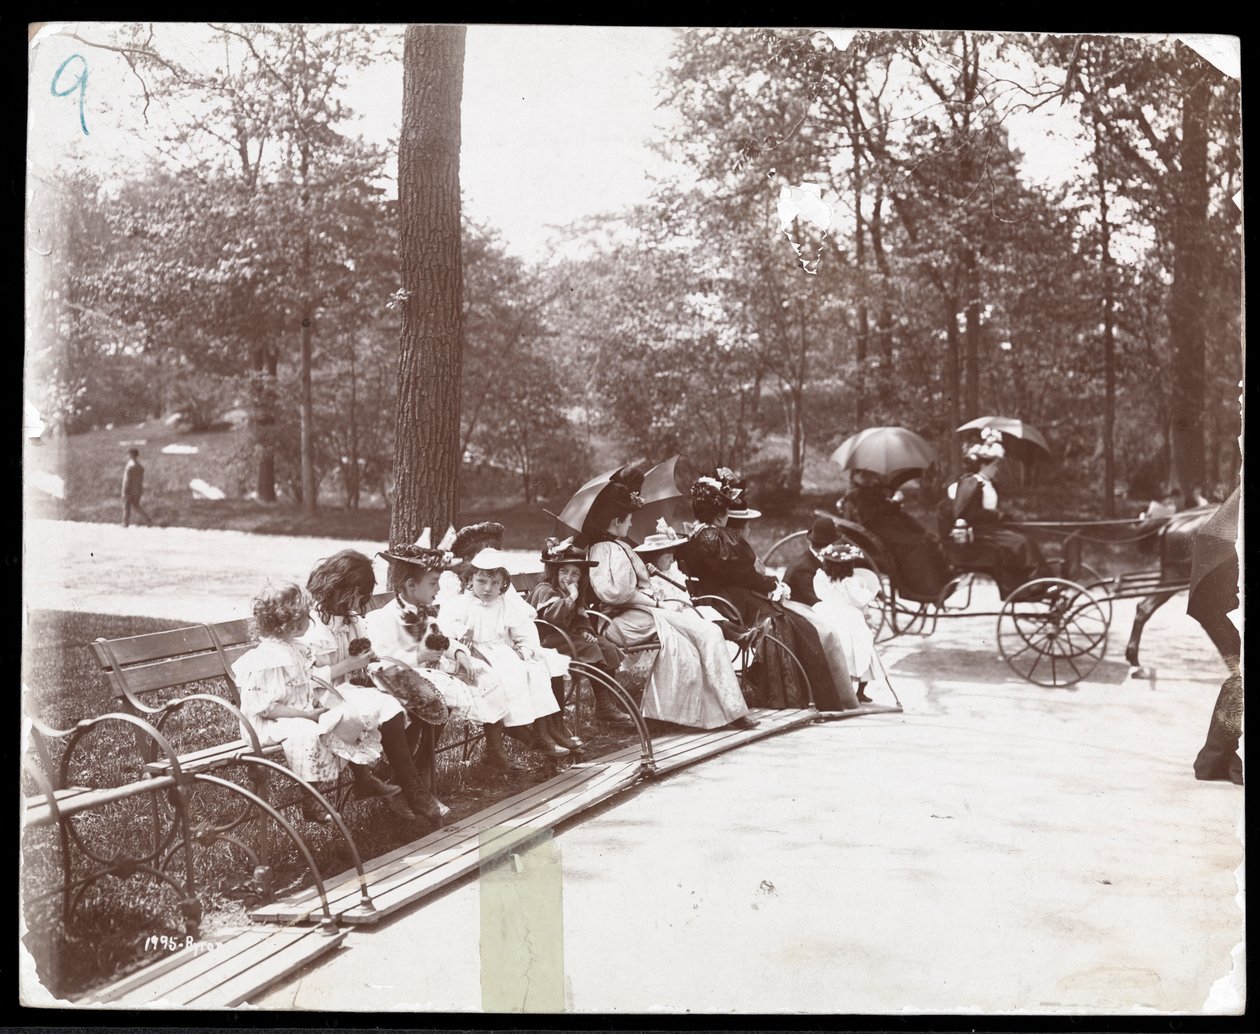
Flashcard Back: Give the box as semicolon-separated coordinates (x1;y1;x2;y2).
578;470;755;730
679;471;856;712
946;432;1044;599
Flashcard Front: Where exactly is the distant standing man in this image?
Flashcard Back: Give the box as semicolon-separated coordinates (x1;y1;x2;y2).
122;448;152;526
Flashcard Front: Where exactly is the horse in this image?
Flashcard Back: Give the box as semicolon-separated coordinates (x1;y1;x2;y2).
1124;506;1218;671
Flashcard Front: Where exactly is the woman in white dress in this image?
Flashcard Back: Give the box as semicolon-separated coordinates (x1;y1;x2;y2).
579;473;754;731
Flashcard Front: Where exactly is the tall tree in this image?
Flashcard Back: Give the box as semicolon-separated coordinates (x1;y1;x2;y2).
392;24;466;544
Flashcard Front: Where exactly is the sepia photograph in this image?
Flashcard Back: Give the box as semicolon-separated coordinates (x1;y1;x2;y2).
22;22;1243;1014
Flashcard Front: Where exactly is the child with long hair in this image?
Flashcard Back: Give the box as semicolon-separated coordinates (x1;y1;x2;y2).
439;548;576;758
231;582;412;822
297;549;445;827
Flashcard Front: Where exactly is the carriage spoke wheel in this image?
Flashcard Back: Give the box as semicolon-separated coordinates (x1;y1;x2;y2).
1070;562;1113;629
997;578;1111;687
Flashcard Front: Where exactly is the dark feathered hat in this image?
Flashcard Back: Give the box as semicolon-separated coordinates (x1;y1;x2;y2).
377;542;460;573
451;522;505;560
540;537;599;568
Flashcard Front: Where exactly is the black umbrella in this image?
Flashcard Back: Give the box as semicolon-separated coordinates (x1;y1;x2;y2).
1187;486;1240;627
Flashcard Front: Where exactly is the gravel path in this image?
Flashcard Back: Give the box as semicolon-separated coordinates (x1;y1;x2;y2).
23;519;541;624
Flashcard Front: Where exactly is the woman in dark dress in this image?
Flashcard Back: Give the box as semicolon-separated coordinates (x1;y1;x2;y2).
946;432;1044;599
841;469;950;602
678;471;856;712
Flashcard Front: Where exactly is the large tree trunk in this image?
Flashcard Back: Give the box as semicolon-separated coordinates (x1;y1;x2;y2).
1168;68;1210;500
853;149;869;426
392;24;466;545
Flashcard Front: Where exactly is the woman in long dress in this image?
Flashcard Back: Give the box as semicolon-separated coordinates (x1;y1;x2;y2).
681;473;857;712
947;433;1044;599
578;473;754;731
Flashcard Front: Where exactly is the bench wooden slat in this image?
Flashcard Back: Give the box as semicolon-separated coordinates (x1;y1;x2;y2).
143;739;284;775
92;619;254;668
252;760;642;925
250;762;604;918
184;926;348;1007
87;926;345;1008
100;644;254;698
24;776;180;829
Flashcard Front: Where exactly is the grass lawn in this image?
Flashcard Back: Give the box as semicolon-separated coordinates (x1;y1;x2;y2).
22;607;643;1000
23;419;833;553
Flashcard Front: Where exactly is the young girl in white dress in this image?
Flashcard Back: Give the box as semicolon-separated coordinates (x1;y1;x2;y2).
231;582;413;822
438;547;575;758
812;543;881;702
296;549;446;826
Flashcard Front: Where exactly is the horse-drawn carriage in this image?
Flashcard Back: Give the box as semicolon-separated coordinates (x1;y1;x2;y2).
763;506;1218;689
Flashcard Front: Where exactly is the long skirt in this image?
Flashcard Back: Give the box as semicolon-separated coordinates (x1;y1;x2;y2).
812;599;877;681
247;712;376;784
704;585;848;712
322;681;405;727
471;643;560;727
603;605;748;729
782;602;860;711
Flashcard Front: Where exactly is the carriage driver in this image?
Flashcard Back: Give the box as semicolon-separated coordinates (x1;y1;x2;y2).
947;430;1046;599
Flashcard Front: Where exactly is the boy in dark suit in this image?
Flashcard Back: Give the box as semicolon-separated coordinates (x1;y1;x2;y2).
783;517;836;606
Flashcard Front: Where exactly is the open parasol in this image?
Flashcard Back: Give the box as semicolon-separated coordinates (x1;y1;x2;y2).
830;427;936;478
547;466;621;535
956;416;1052;462
1187;486;1240;629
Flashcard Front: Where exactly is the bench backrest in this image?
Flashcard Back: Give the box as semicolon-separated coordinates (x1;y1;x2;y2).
93;593;399;706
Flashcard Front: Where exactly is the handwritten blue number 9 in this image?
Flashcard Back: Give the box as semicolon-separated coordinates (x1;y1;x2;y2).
51;54;89;136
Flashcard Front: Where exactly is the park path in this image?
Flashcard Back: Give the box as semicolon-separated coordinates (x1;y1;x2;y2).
23;518;541;624
254;582;1244;1015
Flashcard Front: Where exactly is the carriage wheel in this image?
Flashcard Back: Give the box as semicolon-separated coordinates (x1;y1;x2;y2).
997;578;1111;687
1069;562;1113;629
762;530;810;573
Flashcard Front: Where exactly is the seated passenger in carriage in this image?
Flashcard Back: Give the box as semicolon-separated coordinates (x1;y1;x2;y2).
632;521;695;609
840;469;950;602
678;470;858;712
945;431;1046;600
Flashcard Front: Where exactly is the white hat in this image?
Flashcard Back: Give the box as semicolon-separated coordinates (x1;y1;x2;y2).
633;518;686;554
470;547;512;571
634;533;685;555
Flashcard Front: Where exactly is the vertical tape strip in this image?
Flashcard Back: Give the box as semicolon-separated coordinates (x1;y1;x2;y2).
479;827;564;1013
